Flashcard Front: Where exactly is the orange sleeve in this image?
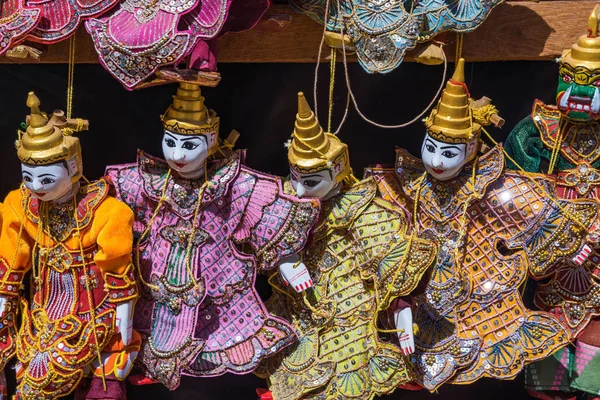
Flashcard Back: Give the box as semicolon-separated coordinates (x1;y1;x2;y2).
0;190;33;297
91;196;134;274
90;196;137;304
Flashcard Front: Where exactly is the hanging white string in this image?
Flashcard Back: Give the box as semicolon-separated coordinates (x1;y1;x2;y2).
312;0;333;125
312;0;450;131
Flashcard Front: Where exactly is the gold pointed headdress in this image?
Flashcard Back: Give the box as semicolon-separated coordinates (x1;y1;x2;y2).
161;83;220;155
17;92;87;182
288;92;350;183
425;58;481;146
561;6;600;70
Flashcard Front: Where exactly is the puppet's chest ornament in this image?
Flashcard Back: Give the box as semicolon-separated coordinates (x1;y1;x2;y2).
106;87;321;390
365;58;599;390
557;161;600;196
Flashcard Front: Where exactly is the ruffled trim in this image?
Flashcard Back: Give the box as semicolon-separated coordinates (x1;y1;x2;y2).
184;316;296;377
325;177;377;229
28;0;118;44
16;301;115;398
135;150;241;218
451;311;569;386
533;100;600;166
0;0;40;55
269;332;413;400
23;180;109;242
396;146;504;222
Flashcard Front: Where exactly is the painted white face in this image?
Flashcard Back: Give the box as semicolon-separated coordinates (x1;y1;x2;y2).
162;131;209;176
421;134;473;181
21;162;73;201
290;168;336;199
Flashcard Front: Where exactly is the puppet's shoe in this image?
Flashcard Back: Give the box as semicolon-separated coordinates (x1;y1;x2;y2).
256;388;273;400
399;382;423;391
128;374;159;386
527;390;576;400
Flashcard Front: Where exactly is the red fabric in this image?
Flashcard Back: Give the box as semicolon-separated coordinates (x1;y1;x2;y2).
398;382;424;391
128;374;159;386
256;388;273;400
188;40;218;71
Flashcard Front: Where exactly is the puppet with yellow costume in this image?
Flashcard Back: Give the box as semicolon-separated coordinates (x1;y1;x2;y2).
258;92;437;400
366;59;599;391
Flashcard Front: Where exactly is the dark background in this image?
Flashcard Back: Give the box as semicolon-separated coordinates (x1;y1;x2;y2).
0;60;559;399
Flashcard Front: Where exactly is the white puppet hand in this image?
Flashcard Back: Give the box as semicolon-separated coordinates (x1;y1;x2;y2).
572;244;593;266
394;307;415;356
0;296;8;317
279;254;313;293
0;296;7;318
116;301;133;346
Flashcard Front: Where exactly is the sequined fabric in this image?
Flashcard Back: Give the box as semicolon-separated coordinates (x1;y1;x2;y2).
290;0;502;73
366;146;597;391
505;101;600;338
259;178;436;400
505;100;600;395
106;150;319;390
86;0;269;89
0;0;40;54
26;0;117;43
0;180;139;399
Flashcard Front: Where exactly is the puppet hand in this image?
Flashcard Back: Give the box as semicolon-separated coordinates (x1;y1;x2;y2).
394;307;415;356
279;255;313;293
0;297;7;318
572;244;593;266
116;301;133;346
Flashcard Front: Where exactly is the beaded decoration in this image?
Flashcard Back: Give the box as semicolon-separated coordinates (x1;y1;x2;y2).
0;180;139;399
365;145;598;390
259;177;436;400
290;0;502;73
25;0;118;43
106;150;320;389
85;0;269;89
0;0;40;55
503;11;600;390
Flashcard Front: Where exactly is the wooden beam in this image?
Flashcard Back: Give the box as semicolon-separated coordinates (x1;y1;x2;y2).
0;1;596;64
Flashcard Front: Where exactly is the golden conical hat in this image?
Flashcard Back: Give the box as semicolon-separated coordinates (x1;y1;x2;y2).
288;92;350;183
561;6;600;69
161;83;220;155
425;58;481;144
17;92;83;183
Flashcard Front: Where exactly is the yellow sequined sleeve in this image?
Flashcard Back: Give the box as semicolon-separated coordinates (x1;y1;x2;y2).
89;196;137;303
362;199;436;309
0;190;33;297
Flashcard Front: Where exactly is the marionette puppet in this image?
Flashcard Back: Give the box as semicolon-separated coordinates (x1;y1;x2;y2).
255;92;437;400
86;0;269;89
105;83;320;390
504;7;600;400
290;0;502;73
365;58;599;392
0;92;140;399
